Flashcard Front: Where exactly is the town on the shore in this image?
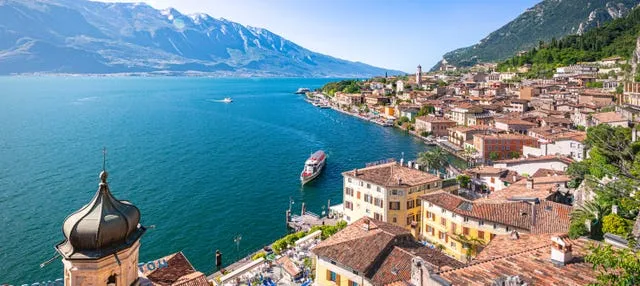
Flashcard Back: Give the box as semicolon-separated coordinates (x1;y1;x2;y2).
25;54;640;286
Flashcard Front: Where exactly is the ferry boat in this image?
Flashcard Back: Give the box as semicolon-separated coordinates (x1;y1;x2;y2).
295;88;311;94
300;150;326;185
222;97;233;103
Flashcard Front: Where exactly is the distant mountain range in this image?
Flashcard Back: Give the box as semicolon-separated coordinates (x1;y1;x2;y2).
432;0;640;71
0;0;403;77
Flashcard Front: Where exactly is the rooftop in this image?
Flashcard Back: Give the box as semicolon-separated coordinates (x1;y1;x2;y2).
434;235;598;285
312;218;463;285
342;162;440;188
139;252;208;286
493;155;574;165
494;117;537;126
592;111;627;123
421;191;570;233
415;116;456;124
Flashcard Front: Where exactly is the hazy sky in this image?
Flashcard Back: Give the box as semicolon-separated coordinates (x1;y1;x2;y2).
98;0;539;72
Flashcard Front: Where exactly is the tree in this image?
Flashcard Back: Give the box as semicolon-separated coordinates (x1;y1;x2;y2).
602;213;634;236
508;151;520;159
489;152;500;161
417;147;449;175
457;175;471;189
420;131;432;137
569;200;611;239
586;244;640;285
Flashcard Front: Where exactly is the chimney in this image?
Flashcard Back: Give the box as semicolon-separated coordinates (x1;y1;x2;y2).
512;175;517;182
362;218;370;231
354;168;359;176
526;177;534;190
509;230;520;240
410;257;429;286
398;177;403;185
550;235;573;265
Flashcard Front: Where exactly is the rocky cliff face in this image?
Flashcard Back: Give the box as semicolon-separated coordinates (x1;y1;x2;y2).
432;0;640;71
0;0;402;76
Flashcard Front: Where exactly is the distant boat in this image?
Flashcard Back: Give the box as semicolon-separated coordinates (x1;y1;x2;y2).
295;88;311;94
300;150;326;185
222;97;233;103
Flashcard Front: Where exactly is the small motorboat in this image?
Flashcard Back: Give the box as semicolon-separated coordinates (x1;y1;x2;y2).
222;97;233;103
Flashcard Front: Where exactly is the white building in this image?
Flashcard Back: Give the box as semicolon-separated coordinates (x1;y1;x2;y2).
492;155;573;176
522;138;585;162
396;80;405;94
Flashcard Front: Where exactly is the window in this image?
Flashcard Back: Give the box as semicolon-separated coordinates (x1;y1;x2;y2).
426;225;433;234
426;211;433;219
407;200;415;209
374;212;382;220
345;201;353;210
451;213;457;218
107;275;117;286
389;201;400;210
428;202;433;207
363;194;373;204
490;177;495;183
450;241;456;248
439;231;445;240
493;223;497;229
463;227;469;235
327;270;339;283
357;191;361;199
345;187;354;196
348;178;352;183
451;222;457;234
392;217;397;223
374;198;384;208
376;186;381;192
441;217;447;226
367;183;371;189
463;216;469;222
349;281;359;286
479;220;484;226
407;215;414;225
359;181;363;187
478;231;485;240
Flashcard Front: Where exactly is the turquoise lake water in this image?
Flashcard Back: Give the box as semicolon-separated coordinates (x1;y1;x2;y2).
0;77;432;283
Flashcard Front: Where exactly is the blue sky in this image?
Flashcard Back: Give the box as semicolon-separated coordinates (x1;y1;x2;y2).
100;0;540;72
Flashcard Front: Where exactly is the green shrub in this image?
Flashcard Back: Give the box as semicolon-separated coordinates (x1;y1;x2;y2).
602;213;633;236
252;252;266;260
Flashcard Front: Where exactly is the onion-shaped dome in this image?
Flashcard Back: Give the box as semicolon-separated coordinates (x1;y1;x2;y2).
56;171;145;259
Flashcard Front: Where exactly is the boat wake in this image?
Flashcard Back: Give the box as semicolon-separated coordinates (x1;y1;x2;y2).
207;98;233;103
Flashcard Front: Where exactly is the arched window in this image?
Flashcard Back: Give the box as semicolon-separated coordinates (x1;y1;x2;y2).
107;274;117;286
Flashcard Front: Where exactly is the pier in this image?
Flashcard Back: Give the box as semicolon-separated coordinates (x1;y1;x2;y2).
286;201;341;232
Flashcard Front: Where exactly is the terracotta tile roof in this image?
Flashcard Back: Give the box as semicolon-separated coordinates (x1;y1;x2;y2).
277;256;301;277
474;232;557;261
592;111;627;123
342;162;440;188
475;178;566;203
420;192;570;234
532;169;566;178
140;252;208;286
466;166;506;175
312;218;462;285
434;236;598;285
474;133;537;140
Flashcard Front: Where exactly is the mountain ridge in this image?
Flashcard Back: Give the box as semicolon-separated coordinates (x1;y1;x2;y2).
431;0;640;71
0;0;403;77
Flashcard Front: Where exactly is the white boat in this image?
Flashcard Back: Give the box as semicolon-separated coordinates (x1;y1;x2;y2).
300;150;326;185
222;97;233;103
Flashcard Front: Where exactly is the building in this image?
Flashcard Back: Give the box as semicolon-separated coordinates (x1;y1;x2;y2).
522;132;586;161
335;92;364;107
420;191;571;261
579;90;616;106
342;162;442;234
54;169;207;286
312;218;463;286
424;233;598;285
518;86;540;100
492;155;574;176
493;118;537;134
414;116;456;137
447;126;498;147
449;105;492;126
398;105;421;121
591;111;629;127
397;80;405;94
554;64;598;78
504;99;530;113
416;65;422;85
472;133;539;162
465;166;522;192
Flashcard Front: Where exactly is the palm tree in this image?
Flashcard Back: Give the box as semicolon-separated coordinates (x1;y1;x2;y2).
417;147;449;175
571;200;611;223
455;234;486;263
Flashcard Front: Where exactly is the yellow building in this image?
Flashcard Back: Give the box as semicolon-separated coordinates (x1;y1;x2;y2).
384;106;395;117
312;218;463;286
342;161;442;235
419;191;571;262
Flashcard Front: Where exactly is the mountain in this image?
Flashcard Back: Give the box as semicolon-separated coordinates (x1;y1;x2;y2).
0;0;402;77
497;6;640;78
432;0;640;71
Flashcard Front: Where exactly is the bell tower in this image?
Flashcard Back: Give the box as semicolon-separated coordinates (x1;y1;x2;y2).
416;64;423;86
55;168;146;286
